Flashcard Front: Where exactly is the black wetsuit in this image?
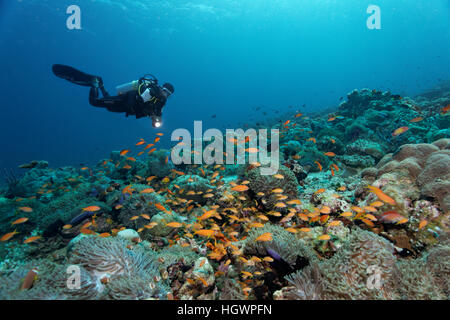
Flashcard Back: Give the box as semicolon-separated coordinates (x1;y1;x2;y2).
89;82;167;119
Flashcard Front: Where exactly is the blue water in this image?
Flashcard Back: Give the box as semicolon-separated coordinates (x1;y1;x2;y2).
0;0;449;179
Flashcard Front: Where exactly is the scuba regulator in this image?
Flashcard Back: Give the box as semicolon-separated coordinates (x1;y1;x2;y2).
137;74;158;102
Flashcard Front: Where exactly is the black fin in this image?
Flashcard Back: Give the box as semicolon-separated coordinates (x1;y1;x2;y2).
52;64;98;87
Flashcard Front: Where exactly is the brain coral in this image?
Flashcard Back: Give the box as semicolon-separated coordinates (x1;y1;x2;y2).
373;139;450;213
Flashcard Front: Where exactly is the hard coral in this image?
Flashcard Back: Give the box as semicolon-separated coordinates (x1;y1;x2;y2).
245;165;299;211
372;139;450;213
117;184;169;230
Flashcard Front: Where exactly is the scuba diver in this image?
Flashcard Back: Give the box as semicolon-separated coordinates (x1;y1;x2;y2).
52;64;174;128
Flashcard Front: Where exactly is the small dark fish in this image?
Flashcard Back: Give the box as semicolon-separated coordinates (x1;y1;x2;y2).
266;248;282;261
89;188;99;198
70;211;95;226
211;114;216;118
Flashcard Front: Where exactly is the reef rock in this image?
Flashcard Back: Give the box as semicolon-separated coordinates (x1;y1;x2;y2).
371;139;450;213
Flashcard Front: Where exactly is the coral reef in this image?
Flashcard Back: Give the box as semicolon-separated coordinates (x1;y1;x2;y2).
371;139;450;213
1;85;449;301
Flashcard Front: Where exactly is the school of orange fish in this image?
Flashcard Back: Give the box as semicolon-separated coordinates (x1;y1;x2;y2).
2;104;448;299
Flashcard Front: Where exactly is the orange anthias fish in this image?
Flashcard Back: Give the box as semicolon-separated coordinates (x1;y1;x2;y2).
324;152;335;157
367;185;396;205
82;206;101;212
1;230;19;242
232;185;249;192
24;236;42;244
155;203;169;213
315;161;322;171
18;207;33;213
409;117;423;123
120;149;130;156
98;233;111;238
80;228;96;235
11;217;29;225
314;188;325;195
136;140;145;146
255;232;272;242
392;126;409;137
418;219;428;230
379;211;405;224
166;222;183;228
194;229;215;237
140;188;155;194
122;185;134;195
